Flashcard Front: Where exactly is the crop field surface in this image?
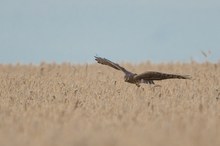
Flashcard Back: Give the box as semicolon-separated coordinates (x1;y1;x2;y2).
0;62;220;146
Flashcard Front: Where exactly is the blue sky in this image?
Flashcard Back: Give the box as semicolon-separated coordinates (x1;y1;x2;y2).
0;0;219;64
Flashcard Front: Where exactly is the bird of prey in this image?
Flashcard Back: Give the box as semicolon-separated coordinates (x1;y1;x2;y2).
95;56;191;87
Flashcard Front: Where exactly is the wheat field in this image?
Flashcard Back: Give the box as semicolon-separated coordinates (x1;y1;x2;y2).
0;61;219;146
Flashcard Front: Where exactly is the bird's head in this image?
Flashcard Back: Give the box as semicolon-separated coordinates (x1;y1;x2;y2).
124;75;129;82
124;73;136;82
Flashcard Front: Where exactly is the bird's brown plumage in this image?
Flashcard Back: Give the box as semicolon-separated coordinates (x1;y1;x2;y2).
95;56;191;87
134;71;191;80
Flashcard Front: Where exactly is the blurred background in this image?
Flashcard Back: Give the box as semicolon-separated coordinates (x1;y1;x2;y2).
0;0;219;64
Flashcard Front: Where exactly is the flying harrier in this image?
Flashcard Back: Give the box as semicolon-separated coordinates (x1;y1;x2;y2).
95;56;191;87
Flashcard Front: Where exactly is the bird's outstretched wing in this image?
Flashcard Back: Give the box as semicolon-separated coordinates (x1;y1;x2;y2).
95;56;132;75
134;71;191;81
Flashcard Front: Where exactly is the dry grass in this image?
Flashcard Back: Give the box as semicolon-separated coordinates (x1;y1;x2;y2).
0;62;220;146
